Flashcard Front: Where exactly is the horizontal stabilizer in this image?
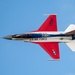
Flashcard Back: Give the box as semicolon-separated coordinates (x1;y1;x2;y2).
65;24;75;34
66;42;75;51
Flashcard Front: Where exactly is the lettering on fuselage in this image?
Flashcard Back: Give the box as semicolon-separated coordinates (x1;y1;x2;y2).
30;38;38;40
39;37;47;40
30;37;47;41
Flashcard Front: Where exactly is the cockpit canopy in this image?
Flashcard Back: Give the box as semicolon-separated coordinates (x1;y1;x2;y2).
12;33;43;38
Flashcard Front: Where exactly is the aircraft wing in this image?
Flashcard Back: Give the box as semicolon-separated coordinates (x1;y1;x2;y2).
38;14;57;31
33;15;60;59
38;42;60;59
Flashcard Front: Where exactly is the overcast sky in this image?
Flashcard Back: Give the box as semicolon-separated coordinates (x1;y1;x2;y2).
0;0;75;75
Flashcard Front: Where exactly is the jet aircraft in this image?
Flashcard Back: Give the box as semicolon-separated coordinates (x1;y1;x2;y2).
4;14;75;59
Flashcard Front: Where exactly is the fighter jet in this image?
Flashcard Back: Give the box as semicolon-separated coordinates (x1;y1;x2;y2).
4;14;75;59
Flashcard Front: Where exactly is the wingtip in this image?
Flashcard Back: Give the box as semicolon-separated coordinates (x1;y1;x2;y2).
43;14;57;16
47;58;60;61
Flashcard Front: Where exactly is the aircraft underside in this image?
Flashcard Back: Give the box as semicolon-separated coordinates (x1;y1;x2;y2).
4;14;75;59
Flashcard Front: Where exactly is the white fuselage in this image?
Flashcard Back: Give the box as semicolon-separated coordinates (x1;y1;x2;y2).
20;31;72;43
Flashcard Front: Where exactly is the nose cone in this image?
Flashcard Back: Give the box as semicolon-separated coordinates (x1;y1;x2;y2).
3;35;12;40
